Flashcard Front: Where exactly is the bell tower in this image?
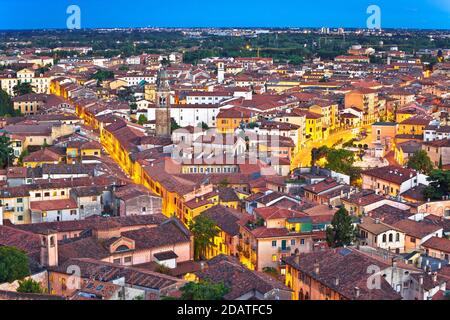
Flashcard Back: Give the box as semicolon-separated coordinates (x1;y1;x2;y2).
155;68;172;137
39;230;58;267
217;62;225;84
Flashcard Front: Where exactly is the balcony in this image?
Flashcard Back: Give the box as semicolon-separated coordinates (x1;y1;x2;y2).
278;246;291;253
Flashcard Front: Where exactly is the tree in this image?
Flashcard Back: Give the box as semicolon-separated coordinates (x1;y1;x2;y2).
180;281;229;300
17;279;43;294
326;207;356;248
171;118;181;131
90;70;114;83
0;135;15;168
189;215;220;260
200;121;209;130
0;246;30;283
407;150;433;174
129;103;138;113
137;114;148;125
0;89;16;116
13;81;34;96
318;147;361;183
311;146;329;166
423;169;450;200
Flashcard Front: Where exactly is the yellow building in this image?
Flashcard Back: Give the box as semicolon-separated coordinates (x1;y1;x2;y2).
216;107;256;134
22;148;64;168
304;111;323;142
396;116;431;136
0;187;31;224
201;205;242;260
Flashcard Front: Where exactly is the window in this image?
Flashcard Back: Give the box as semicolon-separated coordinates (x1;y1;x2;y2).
44;192;50;197
300;239;305;245
124;256;132;263
396;233;400;242
389;234;393;242
113;258;121;264
272;240;277;247
17;198;23;203
291;239;296;246
70;210;77;215
382;234;387;243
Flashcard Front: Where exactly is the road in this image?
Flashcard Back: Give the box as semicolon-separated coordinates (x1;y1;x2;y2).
290;127;360;170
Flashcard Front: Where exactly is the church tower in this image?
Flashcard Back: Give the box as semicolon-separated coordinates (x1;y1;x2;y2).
155;68;172;137
217;62;225;84
39;230;58;267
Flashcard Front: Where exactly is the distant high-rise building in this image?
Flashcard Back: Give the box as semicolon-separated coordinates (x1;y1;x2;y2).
155;68;171;137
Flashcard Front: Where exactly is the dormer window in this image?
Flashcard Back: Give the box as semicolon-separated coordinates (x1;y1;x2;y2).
115;245;130;253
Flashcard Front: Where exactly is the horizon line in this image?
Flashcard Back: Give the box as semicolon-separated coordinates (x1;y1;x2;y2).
1;26;450;32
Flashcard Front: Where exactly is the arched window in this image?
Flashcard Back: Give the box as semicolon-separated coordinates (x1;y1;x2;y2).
382;234;387;243
389;234;393;242
115;245;130;252
396;233;400;242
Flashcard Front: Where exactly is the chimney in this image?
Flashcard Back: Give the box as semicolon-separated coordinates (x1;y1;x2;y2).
334;277;340;286
313;262;320;274
375;218;380;224
354;287;360;298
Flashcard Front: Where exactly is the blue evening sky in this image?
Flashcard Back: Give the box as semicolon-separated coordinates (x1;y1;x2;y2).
0;0;449;30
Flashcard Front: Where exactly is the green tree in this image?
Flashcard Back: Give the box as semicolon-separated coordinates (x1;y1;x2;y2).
137;114;148;125
0;135;15;168
189;215;220;260
17;278;44;294
0;89;16;116
171;118;181;131
407;150;433;174
326;207;357;248
322;148;361;183
423;169;450;200
180;281;229;300
130;103;137;111
200;121;209;130
0;246;30;283
90;70;115;83
13;81;34;96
